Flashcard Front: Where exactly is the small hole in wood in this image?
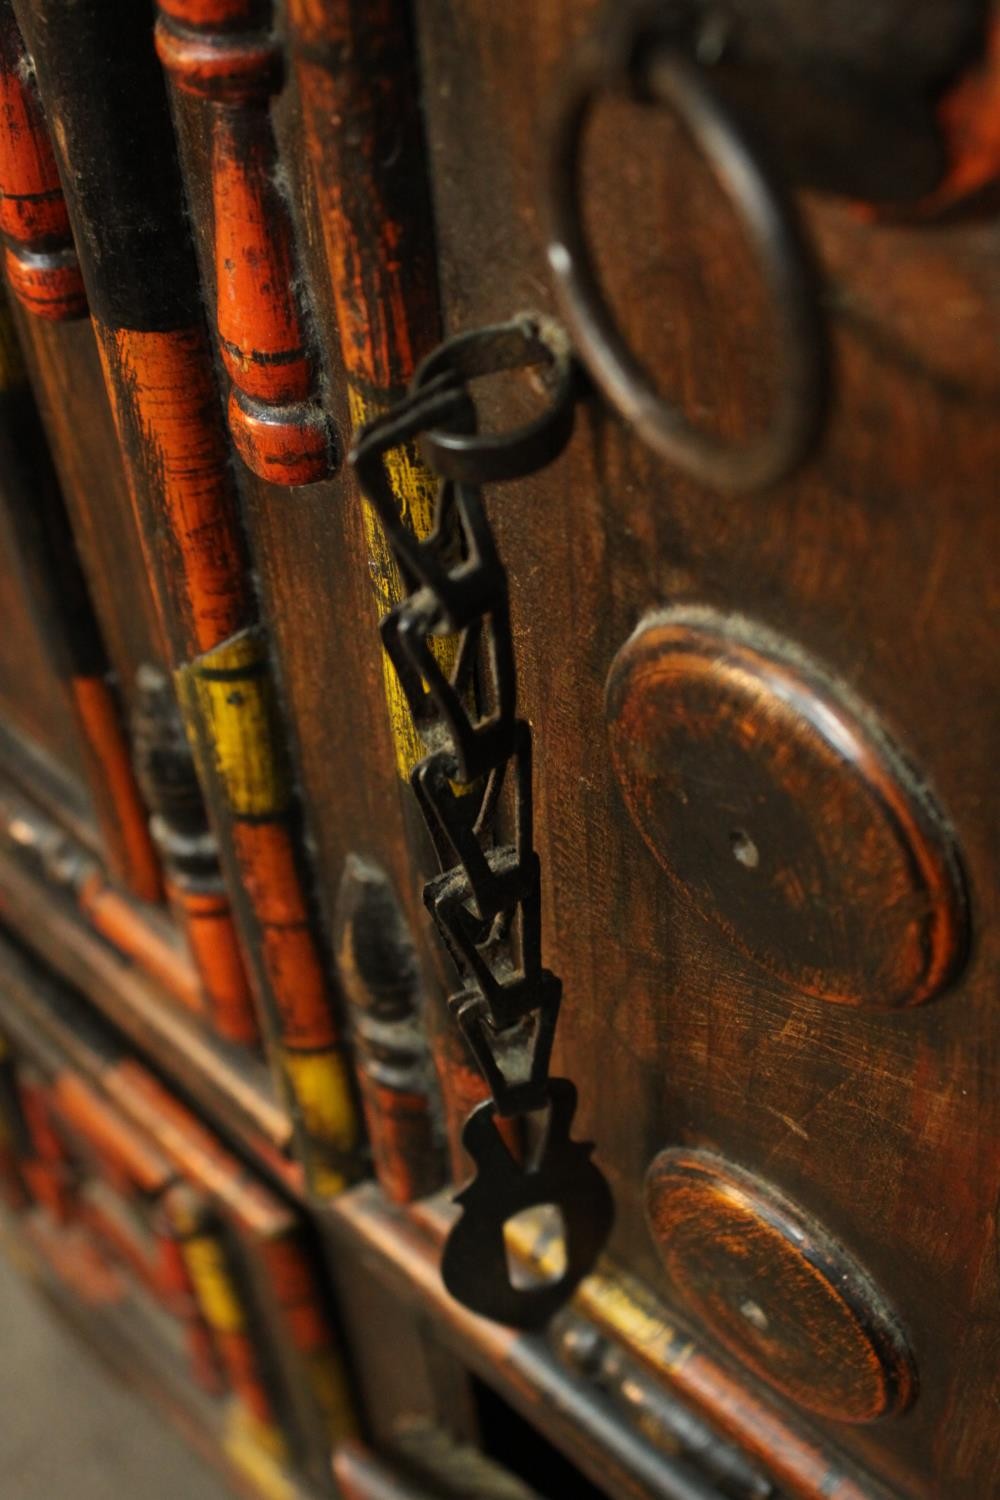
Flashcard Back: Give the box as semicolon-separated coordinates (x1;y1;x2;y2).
730;828;759;869
740;1298;769;1331
503;1204;567;1289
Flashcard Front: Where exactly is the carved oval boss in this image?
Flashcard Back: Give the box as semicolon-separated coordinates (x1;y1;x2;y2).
646;1149;917;1423
605;607;968;1008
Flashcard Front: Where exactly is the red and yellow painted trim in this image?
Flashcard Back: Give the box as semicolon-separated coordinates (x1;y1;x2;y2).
166;876;260;1045
155;0;335;487
50;1069;174;1195
165;1182;288;1446
176;626;359;1192
0;4;87;319
258;1231;357;1445
71;675;164;905
96;322;253;656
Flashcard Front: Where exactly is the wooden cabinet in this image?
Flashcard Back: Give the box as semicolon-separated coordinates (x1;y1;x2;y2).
0;2;997;1497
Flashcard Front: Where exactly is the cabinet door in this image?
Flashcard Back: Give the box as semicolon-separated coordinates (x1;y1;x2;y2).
401;5;999;1497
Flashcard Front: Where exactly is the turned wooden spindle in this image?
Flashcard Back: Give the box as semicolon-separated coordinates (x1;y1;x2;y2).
0;286;164;901
335;856;445;1205
163;1182;288;1446
286;0;512;1181
14;0;359;1193
154;1201;228;1395
256;1229;358;1450
132;663;261;1049
0;1;85;319
155;0;335;486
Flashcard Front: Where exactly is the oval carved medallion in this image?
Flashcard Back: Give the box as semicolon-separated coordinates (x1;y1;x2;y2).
645;1149;917;1423
605;607;968;1008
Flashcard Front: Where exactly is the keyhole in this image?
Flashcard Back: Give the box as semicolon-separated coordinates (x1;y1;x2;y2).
503;1204;567;1289
730;828;759;869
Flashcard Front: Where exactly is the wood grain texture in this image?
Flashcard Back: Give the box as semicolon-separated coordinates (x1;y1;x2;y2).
0;837;296;1169
605;607;968;1009
282;0;507;1179
332;1184;890;1500
645;1148;916;1424
0;299;161;897
155;0;335;486
8;310;168;713
334;855;445;1206
14;0;363;1188
0;0;86;320
0;6;996;1496
410;3;1000;1493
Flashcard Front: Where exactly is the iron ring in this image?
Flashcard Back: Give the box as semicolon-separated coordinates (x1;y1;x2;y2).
412;315;578;485
545;33;826;493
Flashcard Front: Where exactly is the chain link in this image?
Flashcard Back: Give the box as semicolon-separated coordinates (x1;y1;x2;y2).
350;315;578;1119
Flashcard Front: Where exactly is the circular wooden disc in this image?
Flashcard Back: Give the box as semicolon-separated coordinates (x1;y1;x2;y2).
605;608;967;1007
645;1149;916;1422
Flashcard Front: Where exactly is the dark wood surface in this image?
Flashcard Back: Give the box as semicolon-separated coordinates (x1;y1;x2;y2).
0;849;295;1165
0;3;996;1497
401;6;1000;1496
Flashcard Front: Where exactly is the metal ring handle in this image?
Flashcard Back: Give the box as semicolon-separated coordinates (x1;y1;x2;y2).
412;315;578;485
545;31;826;493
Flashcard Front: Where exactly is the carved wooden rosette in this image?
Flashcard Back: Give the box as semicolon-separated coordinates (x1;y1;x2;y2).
0;1;86;319
155;0;335;487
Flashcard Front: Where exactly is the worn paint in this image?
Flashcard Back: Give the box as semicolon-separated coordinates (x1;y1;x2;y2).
347;383;453;780
179;629;290;818
212;119;310;403
177;627;360;1170
166;879;260;1046
280;1049;356;1161
97;324;251;656
259;1232;358;1442
227;388;333;489
71;676;164;904
222;1404;294;1500
0;3;86;320
155;0;334;486
3;246;86;321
